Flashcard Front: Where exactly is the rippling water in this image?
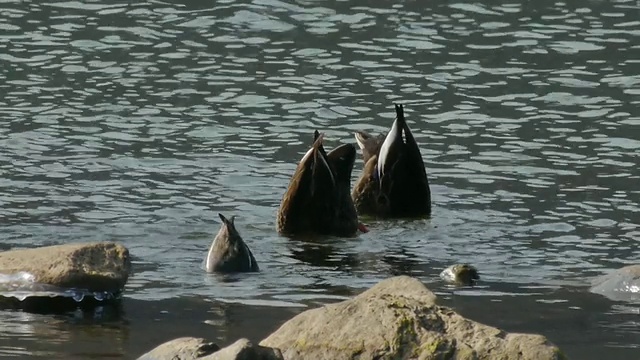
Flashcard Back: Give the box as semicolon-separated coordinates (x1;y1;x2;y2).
0;0;639;358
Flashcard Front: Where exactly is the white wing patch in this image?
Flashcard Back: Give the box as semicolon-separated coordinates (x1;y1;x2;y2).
377;116;403;183
205;237;217;272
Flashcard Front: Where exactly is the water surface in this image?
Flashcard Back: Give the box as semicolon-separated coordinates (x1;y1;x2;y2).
0;0;639;358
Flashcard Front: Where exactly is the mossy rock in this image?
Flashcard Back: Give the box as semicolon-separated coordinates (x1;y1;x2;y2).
261;276;566;360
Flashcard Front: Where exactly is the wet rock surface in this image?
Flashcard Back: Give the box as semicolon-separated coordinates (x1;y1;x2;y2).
260;276;566;360
137;337;283;360
0;242;131;291
0;242;131;311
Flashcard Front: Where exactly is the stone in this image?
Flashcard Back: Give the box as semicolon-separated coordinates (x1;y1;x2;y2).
0;242;131;293
208;338;283;360
260;276;566;360
137;337;220;360
137;337;283;360
590;264;640;301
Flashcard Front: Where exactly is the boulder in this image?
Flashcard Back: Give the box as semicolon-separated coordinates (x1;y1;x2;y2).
0;242;131;311
137;337;283;360
0;242;130;291
260;276;566;360
590;264;640;302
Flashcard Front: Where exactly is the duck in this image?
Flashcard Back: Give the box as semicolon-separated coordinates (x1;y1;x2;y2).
205;213;259;273
352;104;431;218
276;131;364;237
440;264;480;286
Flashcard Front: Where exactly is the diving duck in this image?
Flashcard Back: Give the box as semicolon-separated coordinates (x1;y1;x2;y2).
440;264;480;286
276;131;363;237
206;213;259;273
352;104;431;218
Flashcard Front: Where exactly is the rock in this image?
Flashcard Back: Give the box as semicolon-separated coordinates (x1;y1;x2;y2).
210;339;283;360
590;264;640;302
0;242;130;292
0;242;131;312
137;337;220;360
440;264;480;286
261;276;566;360
137;337;283;360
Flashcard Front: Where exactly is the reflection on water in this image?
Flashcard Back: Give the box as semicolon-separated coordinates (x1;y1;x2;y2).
0;0;639;358
0;305;126;358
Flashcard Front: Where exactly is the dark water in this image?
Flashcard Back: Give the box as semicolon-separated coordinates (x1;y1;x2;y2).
0;0;639;358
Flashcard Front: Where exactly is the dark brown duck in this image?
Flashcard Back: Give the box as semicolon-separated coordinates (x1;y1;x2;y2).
352;104;431;218
276;131;364;237
206;213;259;273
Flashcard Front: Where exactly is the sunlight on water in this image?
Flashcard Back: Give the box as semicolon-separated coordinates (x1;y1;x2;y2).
0;0;639;357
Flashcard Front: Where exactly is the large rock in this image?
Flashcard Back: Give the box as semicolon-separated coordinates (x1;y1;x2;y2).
261;276;566;360
590;264;640;301
137;337;283;360
0;242;131;312
0;242;130;292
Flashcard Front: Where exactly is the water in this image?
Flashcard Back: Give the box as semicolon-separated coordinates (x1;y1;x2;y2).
0;0;639;358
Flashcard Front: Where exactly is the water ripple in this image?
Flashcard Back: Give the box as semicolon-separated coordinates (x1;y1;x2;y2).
0;0;639;355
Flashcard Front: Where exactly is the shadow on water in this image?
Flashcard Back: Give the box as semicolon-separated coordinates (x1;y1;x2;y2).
0;296;125;315
382;246;423;277
286;234;361;269
0;296;305;359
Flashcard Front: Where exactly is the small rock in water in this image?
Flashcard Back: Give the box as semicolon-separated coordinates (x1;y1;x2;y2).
440;263;480;286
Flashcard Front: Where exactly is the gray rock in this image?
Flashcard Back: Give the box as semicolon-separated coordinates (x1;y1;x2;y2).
137;337;220;360
207;339;283;360
137;337;283;360
0;242;131;292
591;264;640;301
260;276;567;360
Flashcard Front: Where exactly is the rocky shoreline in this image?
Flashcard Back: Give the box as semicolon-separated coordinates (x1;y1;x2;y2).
138;275;566;360
2;242;640;359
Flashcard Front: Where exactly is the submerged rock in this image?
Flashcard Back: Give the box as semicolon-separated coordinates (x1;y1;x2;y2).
0;242;131;311
137;337;283;360
260;276;566;360
440;264;480;286
590;264;640;302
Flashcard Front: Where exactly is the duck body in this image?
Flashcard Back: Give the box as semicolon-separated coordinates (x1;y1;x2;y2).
352;104;431;218
440;264;480;286
206;213;259;273
277;131;359;237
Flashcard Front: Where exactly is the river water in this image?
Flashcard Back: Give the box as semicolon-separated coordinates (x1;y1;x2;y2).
0;0;639;358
